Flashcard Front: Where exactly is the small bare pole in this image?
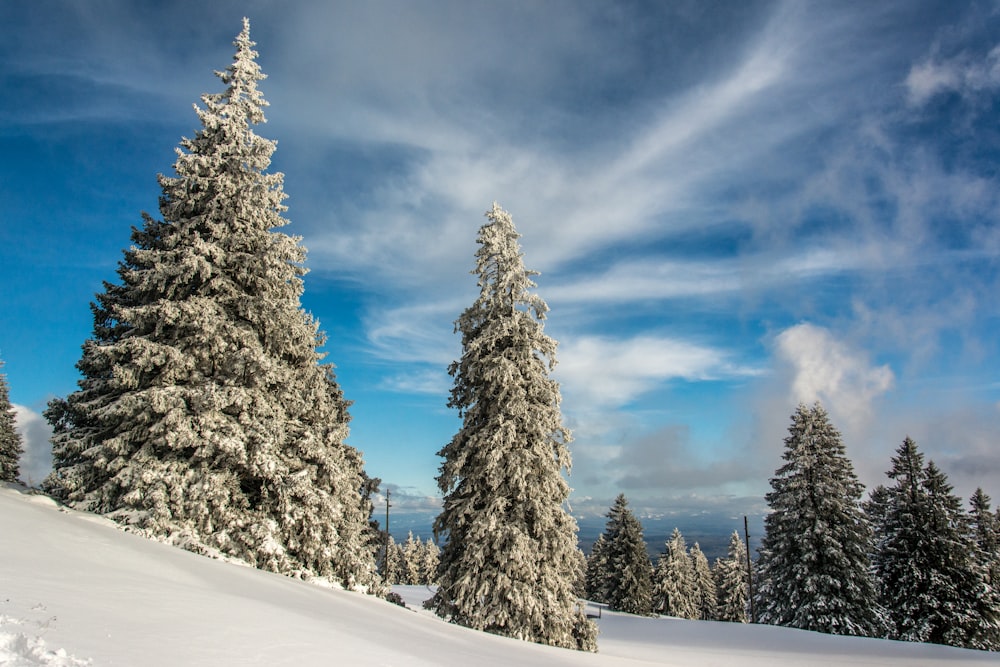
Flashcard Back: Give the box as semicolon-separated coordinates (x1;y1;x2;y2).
744;515;756;623
384;488;392;578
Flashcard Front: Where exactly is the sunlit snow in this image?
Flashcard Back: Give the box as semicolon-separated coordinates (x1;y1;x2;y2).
1;484;995;666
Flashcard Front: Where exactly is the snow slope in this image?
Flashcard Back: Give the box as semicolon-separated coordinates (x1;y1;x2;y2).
1;484;996;666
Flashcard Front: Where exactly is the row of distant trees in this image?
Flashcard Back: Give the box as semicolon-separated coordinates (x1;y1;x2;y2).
381;532;440;586
584;495;749;622
584;403;1000;651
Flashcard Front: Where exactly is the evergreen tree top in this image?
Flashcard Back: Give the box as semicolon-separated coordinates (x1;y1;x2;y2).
469;203;547;320
220;19;269;118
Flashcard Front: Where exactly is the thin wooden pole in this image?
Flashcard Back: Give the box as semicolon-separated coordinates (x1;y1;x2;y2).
744;515;756;623
385;488;392;576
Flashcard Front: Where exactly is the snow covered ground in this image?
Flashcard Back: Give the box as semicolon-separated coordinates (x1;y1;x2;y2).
1;484;996;666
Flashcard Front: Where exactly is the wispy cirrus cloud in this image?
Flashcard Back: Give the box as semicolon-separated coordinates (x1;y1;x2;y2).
556;335;760;410
544;243;902;306
906;44;1000;106
283;1;885;286
6;0;1000;516
12;404;52;487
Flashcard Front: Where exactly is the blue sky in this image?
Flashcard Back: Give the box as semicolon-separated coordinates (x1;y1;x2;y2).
2;1;1000;543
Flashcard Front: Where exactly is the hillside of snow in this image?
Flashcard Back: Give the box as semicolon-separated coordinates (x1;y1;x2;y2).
1;484;996;666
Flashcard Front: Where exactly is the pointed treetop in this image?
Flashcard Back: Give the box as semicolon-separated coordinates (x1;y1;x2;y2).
212;17;268;124
472;202;547;320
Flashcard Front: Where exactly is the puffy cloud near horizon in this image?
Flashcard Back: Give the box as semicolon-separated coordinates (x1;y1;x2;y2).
774;323;895;434
12;405;52;487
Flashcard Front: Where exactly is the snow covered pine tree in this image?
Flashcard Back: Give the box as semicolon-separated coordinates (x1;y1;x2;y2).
428;203;597;651
871;438;1000;650
970;488;1000;590
42;20;378;589
654;527;698;619
596;494;655;615
714;530;750;623
585;533;610;604
689;542;718;621
0;359;24;483
756;403;885;636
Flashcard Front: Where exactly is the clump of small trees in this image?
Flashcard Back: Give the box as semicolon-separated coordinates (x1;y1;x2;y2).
584;494;749;623
381;532;441;586
583;403;1000;652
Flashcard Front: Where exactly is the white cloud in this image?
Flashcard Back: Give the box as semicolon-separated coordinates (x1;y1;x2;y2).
557;335;759;409
379;369;451;397
364;300;465;365
774;323;894;432
287;0;838;291
608;424;756;493
906;44;1000;106
371;484;442;515
544;244;889;306
905;60;962;106
12;404;52;487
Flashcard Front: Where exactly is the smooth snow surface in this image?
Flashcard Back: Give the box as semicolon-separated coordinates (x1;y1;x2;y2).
1;485;996;666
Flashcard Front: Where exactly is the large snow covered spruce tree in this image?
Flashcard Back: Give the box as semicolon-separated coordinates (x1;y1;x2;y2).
428;203;597;651
871;438;999;650
755;403;885;637
595;493;655;615
0;360;24;483
42;20;378;589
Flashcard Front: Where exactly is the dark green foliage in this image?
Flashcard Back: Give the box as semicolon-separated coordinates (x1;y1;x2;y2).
970;488;1000;589
690;543;718;621
756;403;885;637
585;533;610;603
598;494;655;615
871;438;1000;650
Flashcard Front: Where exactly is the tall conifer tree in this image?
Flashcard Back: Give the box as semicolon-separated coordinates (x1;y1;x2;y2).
970;487;1000;651
599;494;655;615
0;360;23;483
714;531;750;623
654;527;698;619
585;533;610;604
43;20;377;589
970;489;1000;589
401;532;422;585
690;542;718;621
418;538;440;586
872;439;999;649
428;203;596;651
756;403;884;636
